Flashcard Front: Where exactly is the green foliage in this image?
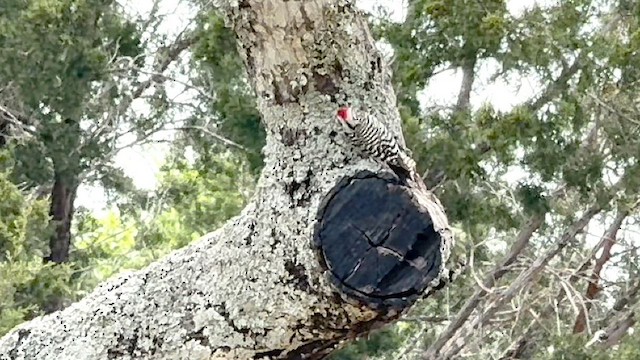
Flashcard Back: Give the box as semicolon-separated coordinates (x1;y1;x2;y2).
68;149;254;294
0;0;139;115
0;155;73;336
375;0;508;113
191;12;266;173
141;150;253;249
516;183;550;216
328;327;407;360
0;0;144;189
71;209;142;290
529;333;640;360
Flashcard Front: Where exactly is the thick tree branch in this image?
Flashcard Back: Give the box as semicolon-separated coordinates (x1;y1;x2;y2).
0;1;447;358
454;57;477;112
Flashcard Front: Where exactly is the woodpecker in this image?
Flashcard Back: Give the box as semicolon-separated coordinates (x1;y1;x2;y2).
336;106;458;297
336;106;417;182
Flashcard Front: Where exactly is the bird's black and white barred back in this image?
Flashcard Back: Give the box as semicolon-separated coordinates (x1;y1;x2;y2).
336;107;417;180
333;106;461;304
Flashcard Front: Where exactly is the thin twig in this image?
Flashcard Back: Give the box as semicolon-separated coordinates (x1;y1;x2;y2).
176;125;250;152
437;202;605;359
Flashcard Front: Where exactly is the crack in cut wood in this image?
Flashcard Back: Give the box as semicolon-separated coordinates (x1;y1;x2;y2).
313;170;446;309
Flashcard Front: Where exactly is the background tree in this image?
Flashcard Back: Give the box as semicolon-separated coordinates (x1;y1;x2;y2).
0;158;59;336
0;0;206;314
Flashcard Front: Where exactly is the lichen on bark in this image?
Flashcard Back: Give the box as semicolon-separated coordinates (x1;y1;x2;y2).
0;1;429;359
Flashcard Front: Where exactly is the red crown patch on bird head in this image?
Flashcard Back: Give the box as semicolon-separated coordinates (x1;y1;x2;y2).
336;107;351;122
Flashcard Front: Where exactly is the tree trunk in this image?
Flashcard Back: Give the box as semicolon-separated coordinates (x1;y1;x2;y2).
45;172;78;264
454;56;476;112
0;118;7;147
0;1;452;358
40;171;79;314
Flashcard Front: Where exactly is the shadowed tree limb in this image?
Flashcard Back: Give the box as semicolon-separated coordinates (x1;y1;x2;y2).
573;210;630;334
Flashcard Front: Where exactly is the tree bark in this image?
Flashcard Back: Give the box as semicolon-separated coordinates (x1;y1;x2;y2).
41;171;79;314
45;172;78;265
0;1;449;359
572;210;627;334
454;57;476;112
